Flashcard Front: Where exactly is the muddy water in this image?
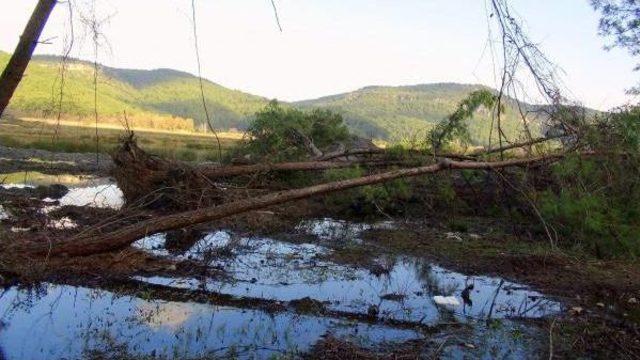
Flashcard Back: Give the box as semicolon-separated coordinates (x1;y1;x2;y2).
0;182;560;359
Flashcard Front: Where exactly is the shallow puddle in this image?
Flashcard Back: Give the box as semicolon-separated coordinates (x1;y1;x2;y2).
0;180;560;358
0;284;419;359
133;225;561;325
0;172;124;211
294;218;395;243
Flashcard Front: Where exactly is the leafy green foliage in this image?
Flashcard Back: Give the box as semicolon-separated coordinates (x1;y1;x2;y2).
236;101;350;162
538;106;640;258
429;89;497;151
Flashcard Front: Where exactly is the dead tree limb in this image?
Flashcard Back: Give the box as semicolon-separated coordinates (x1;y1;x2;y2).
317;148;476;161
199;159;421;178
470;136;562;156
0;0;57;117
11;154;564;257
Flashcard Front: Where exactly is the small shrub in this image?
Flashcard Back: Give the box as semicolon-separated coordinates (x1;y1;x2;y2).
233;101;351;162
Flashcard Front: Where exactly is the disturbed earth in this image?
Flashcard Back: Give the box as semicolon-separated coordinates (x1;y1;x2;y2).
0;172;571;359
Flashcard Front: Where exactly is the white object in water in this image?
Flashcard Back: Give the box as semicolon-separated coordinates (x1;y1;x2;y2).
48;217;78;230
433;295;461;307
0;205;9;220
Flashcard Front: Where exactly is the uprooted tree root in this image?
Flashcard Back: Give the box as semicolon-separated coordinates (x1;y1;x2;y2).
112;134;225;210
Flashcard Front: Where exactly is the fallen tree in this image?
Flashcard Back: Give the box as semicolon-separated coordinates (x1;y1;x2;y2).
10;153;564;257
114;134;560;208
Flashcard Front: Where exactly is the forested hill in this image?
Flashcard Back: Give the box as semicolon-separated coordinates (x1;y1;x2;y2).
1;51;540;142
295;83;539;142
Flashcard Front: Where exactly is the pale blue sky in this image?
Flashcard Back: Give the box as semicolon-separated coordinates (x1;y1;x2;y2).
0;0;637;110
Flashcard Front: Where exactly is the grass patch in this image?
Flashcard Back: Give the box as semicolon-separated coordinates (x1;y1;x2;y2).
0;117;239;162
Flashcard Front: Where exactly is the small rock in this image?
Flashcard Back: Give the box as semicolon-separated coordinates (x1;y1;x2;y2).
290;297;326;313
445;232;463;242
367;304;379;318
463;343;476;349
10;227;30;233
380;293;405;301
596;302;605;308
433;295;460;307
369;264;390;277
628;297;638;304
469;234;481;239
250;278;257;284
569;306;583;315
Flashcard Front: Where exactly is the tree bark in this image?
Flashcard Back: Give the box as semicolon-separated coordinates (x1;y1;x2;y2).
198;159;420;178
0;0;57;118
469;136;562;156
11;154;563;257
318;148;476;161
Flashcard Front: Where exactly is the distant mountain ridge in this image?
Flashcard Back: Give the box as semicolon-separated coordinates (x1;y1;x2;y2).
2;51;541;142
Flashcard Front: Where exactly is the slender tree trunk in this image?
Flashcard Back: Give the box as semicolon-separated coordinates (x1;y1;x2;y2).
0;0;57;118
11;154;563;257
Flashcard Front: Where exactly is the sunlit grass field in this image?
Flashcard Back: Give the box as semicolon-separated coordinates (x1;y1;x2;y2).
0;117;241;162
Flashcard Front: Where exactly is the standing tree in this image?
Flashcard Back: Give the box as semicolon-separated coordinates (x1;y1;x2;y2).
0;0;57;118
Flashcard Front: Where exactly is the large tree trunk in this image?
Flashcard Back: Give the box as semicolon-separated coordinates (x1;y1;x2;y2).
11;154;563;257
0;0;57;118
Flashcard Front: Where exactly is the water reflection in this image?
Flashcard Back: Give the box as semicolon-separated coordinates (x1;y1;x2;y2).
134;228;561;325
0;173;124;210
0;284;419;360
295;218;395;243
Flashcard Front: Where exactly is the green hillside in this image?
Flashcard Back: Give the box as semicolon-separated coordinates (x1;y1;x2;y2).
0;51;269;131
1;51;539;143
295;84;540;143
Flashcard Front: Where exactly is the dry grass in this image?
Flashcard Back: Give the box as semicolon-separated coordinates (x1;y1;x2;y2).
0;117;240;162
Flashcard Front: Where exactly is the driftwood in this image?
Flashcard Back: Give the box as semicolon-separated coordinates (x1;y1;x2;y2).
10;153;564;257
